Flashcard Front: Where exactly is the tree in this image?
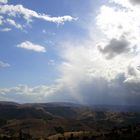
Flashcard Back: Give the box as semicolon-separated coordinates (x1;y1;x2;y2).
54;126;64;135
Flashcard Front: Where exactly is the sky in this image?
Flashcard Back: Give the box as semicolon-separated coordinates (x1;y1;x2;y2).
0;0;140;105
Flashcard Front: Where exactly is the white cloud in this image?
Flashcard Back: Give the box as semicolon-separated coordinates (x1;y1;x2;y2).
0;4;76;24
0;27;11;32
0;0;7;4
48;59;55;66
17;41;46;53
54;38;140;104
42;29;47;34
0;84;61;102
96;5;140;42
0;61;10;68
52;0;140;104
0;16;3;25
6;18;23;29
0;2;76;31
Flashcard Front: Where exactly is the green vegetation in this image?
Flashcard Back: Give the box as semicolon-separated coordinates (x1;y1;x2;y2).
54;126;64;135
0;119;7;126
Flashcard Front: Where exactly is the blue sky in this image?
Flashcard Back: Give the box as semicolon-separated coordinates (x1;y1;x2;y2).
1;0;140;105
0;0;94;87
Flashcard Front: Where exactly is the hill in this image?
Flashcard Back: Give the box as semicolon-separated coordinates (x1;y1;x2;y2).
0;102;140;139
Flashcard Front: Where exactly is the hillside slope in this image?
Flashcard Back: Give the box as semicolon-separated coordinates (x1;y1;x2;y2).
0;102;140;139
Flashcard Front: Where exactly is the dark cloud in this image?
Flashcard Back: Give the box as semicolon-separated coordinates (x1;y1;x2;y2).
99;38;130;59
127;66;137;76
129;0;140;5
54;74;140;105
137;65;140;71
77;74;140;105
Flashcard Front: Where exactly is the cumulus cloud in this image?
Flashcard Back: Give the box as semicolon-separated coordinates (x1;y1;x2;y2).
0;61;10;68
52;38;140;105
50;0;140;105
98;37;130;59
17;41;46;53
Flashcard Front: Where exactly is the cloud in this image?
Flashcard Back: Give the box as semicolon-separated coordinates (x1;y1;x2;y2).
129;0;140;5
0;61;10;68
0;0;7;4
0;1;76;31
48;59;56;66
96;5;140;41
1;42;140;104
0;28;12;32
0;4;76;24
54;39;140;105
98;37;130;59
127;65;137;77
50;0;140;105
110;0;140;8
17;41;46;53
0;84;61;102
6;18;23;29
0;16;3;25
0;27;11;32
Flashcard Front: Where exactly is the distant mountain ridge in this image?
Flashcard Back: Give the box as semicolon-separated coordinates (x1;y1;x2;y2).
1;101;140;112
0;101;140;120
89;104;140;112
